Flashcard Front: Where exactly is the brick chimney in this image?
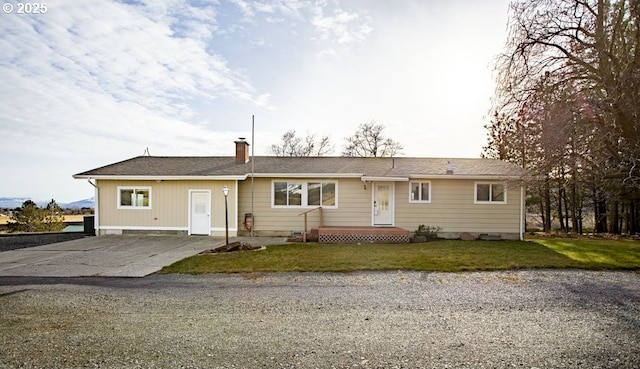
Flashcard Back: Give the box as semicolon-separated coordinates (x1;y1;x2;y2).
235;138;250;163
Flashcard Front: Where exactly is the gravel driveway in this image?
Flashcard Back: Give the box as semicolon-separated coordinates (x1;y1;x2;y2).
1;270;639;368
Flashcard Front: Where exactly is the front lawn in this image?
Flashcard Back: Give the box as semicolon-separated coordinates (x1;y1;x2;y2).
533;237;640;269
158;238;640;274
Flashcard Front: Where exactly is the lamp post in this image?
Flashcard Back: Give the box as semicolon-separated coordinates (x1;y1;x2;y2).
222;186;229;245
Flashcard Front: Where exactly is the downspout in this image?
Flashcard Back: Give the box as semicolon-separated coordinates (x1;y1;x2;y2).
87;179;99;236
519;185;524;241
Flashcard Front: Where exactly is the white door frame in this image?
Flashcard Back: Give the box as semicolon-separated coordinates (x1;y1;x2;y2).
188;190;211;235
372;182;394;226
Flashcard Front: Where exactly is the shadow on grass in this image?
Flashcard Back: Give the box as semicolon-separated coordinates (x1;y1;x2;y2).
531;238;640;269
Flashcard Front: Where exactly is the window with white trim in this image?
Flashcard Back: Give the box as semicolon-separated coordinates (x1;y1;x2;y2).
308;182;336;206
475;182;506;203
409;181;431;203
118;187;151;209
272;181;337;207
274;182;302;206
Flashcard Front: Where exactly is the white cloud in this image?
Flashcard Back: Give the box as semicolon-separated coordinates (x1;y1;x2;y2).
255;0;511;157
0;0;270;201
311;8;372;46
4;1;268;115
0;0;512;202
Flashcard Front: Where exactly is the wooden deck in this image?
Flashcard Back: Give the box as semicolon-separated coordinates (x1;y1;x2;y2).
315;226;410;244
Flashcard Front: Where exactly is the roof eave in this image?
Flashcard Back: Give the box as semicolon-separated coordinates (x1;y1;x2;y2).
360;176;409;182
251;173;364;178
409;174;523;180
73;174;248;180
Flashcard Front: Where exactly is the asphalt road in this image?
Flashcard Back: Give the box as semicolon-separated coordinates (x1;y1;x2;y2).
1;270;639;368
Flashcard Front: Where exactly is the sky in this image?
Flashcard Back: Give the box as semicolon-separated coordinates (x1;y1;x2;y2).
0;0;512;203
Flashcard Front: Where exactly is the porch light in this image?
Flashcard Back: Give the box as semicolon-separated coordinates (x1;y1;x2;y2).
222;186;229;245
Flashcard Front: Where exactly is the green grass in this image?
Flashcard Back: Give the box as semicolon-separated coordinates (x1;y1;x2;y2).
158;237;640;274
533;238;640;269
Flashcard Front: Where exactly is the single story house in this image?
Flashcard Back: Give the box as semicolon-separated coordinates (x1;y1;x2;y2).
74;140;526;241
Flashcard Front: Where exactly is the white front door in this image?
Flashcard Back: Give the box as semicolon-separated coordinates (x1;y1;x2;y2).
189;190;211;235
373;182;394;225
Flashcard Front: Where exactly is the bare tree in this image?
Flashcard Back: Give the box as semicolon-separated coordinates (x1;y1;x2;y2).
342;122;403;157
496;0;639;171
269;130;333;157
490;0;640;234
301;133;333;157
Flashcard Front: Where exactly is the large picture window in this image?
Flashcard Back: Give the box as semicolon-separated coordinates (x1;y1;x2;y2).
273;181;337;208
274;182;302;206
475;182;506;204
118;187;151;209
409;181;431;203
308;182;336;206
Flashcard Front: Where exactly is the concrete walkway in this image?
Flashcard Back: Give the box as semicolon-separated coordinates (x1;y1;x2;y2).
0;235;288;278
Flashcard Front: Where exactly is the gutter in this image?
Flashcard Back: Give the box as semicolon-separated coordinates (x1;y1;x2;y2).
74;173;523;181
360;176;409;182
251;173;363;179
87;179;99;236
73;175;248;181
409;174;522;180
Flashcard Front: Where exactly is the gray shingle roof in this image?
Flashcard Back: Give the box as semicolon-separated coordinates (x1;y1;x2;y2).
74;156;525;179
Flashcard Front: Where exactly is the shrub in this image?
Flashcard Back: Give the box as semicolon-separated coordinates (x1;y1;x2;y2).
412;224;442;242
8;199;65;233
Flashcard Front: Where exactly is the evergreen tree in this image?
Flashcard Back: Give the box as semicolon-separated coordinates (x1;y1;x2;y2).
8;199;65;233
42;199;65;232
8;200;44;232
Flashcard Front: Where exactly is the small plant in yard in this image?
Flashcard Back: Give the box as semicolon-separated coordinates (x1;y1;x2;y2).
412;224;442;242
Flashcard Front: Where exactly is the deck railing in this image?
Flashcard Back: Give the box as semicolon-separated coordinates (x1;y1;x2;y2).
298;206;323;242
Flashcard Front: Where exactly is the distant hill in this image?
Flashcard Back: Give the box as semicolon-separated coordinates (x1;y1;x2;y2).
0;197;32;208
62;198;95;209
0;197;95;209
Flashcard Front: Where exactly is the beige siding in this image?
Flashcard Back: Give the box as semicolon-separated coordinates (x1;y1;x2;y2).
237;177;522;236
96;179;237;235
96;177;522;238
394;179;522;234
237;178;372;235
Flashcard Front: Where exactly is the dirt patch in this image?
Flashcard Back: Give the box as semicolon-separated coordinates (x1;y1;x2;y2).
201;241;264;254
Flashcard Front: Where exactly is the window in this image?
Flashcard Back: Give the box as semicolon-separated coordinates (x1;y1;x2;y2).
475;183;506;204
274;182;302;206
308;182;336;206
409;181;431;203
118;187;151;209
273;181;337;207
